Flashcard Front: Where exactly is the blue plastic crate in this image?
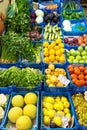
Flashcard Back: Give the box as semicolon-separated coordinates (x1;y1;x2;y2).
44;64;72;92
66;64;87;90
62;22;87;36
61;8;86;24
0;88;11;128
41;91;78;130
70;88;87;130
2;91;39;130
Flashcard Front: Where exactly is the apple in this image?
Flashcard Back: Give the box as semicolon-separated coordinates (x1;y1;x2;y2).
85;60;87;63
69;56;74;61
66;52;70;57
82;56;87;60
78;46;83;52
76;56;81;61
73;59;78;63
76;51;81;56
85;46;87;51
70;49;76;56
68;59;73;63
81;51;87;56
79;60;84;63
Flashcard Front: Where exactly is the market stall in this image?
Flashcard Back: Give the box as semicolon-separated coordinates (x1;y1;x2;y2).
0;0;87;130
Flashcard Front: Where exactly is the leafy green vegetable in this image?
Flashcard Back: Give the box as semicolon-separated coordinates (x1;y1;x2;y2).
0;31;35;63
5;0;32;34
0;66;44;89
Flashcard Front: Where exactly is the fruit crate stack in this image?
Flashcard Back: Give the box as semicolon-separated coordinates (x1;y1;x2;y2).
0;0;87;130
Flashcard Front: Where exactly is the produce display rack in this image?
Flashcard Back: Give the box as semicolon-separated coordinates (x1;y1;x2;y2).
0;0;87;130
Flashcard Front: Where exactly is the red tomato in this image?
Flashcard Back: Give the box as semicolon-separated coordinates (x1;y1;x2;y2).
84;69;87;75
71;74;77;79
79;66;85;72
85;75;87;80
68;65;74;70
68;68;74;74
80;79;85;86
85;80;87;85
72;78;77;84
78;74;84;80
74;69;81;75
74;67;79;71
75;80;81;87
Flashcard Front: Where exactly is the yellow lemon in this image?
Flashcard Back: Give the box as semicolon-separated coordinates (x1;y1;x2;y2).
56;50;61;56
44;116;50;126
46;97;54;104
59;43;64;48
45;102;53;110
66;113;72;121
44;57;49;63
55;55;59;61
53;116;62;127
56;38;62;44
55;45;59;50
57;111;65;116
55;96;60;103
61;96;68;103
48;110;55;118
48;64;55;71
44;42;49;48
54;101;64;111
44;50;49;57
43;108;48;116
46;79;51;85
64;101;70;108
59;56;66;63
51;41;56;47
49;55;55;62
64;108;70;114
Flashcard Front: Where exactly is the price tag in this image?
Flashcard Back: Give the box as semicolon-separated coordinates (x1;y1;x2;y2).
58;74;70;86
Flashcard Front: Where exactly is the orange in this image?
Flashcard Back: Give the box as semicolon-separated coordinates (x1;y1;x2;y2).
44;57;49;63
49;49;55;55
49;55;55;62
56;50;61;56
44;42;49;48
56;38;61;44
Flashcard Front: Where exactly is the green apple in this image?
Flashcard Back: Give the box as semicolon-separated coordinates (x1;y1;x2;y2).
76;51;81;56
85;60;87;63
68;59;73;63
76;56;81;61
85;46;87;51
66;52;70;57
79;60;84;63
70;49;76;56
81;51;87;56
82;56;87;60
69;56;74;61
73;59;78;63
78;46;83;52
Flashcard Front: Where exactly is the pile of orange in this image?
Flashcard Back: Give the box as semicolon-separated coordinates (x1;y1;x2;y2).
43;38;66;63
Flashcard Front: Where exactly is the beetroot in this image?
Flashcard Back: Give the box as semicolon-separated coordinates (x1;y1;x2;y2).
64;38;69;43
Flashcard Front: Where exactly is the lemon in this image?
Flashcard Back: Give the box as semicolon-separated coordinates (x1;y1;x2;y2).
61;96;68;103
49;49;55;55
44;42;49;48
57;111;64;116
64;101;70;108
56;38;61;44
46;74;51;79
59;56;66;63
43;97;47;102
42;102;46;108
43;108;48;116
49;54;55;62
12;95;24;107
64;108;70;114
48;110;55;118
44;57;49;63
66;113;71;120
48;64;55;71
23;104;36;119
59;43;64;48
24;92;37;105
44;116;50;126
54;101;64;111
16;115;32;130
46;97;54;104
55;96;60;103
45;102;53;110
53;116;62;127
8;107;23;123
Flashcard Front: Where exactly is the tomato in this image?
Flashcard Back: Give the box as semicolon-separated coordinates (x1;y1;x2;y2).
85;75;87;80
74;67;79;70
68;68;74;74
75;80;81;87
85;80;87;85
80;79;85;86
72;78;77;84
71;74;77;79
84;69;87;75
74;69;81;75
68;65;74;70
79;66;85;72
78;74;84;80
